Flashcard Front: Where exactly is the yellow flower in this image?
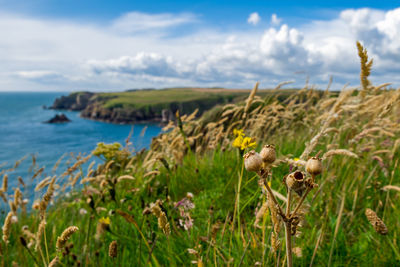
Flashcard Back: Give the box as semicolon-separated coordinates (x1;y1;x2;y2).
233;136;243;148
99;217;111;225
241;137;256;150
233;128;245;137
294;157;300;162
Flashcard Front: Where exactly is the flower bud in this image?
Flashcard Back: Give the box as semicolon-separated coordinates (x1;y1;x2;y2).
306;157;322;176
285;171;306;196
260;145;276;164
243;151;263;172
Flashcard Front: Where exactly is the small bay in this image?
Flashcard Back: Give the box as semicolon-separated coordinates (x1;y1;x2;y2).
0;92;162;201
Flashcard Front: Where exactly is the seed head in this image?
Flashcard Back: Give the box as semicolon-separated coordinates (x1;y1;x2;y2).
365;208;388;235
285;171;306;196
306;157;322;176
56;226;79;250
2;212;13;244
243;151;263;172
260;145;276;164
108;241;118;258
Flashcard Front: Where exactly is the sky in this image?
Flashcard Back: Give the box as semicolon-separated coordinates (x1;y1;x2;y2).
0;0;400;91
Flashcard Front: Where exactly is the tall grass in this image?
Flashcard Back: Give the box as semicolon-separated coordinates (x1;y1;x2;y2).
1;42;400;266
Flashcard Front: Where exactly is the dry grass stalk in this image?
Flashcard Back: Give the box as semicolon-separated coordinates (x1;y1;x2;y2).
322;149;359;160
254;201;269;228
48;256;59;267
2;212;13;243
365;208;388;235
14;188;22;209
243;82;259;119
35;220;46;251
70;172;82;187
34;176;53;192
357;41;373;94
56;226;79;249
382;185;400;192
32;167;44;180
39;178;56;219
150;202;171;236
2;174;8;192
0;190;7;203
117;175;135;183
143;171;161;178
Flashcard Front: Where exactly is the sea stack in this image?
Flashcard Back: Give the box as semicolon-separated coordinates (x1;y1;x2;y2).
46;114;71;123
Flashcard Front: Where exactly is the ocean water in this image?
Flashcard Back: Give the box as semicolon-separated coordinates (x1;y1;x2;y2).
0;92;162;202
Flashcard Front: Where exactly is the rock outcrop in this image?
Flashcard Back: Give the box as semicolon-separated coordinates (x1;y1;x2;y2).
51;92;94;111
46;114;71;123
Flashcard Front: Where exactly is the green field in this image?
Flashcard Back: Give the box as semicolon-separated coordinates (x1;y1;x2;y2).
95;87;300;109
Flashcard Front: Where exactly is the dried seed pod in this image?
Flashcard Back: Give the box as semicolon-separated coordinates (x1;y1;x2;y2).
108;241;118;258
365;208;388;235
243;151;263;172
285;171;306;196
306;157;322;176
260;145;276;164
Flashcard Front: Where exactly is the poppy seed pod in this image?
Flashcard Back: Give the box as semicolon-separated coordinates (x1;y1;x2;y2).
260;145;276;164
243;151;263;172
286;171;306;196
306;157;322;176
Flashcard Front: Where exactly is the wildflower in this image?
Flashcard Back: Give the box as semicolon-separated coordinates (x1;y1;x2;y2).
99;217;111;226
233;135;243;148
233;128;245;137
232;129;256;150
241;137;257;150
96;217;110;240
79;208;87;215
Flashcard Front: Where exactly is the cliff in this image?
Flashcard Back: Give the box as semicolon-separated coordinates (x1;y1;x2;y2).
51;88;252;124
51;92;95;111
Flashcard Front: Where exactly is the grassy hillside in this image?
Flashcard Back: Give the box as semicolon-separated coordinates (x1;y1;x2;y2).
1;44;399;266
96;87;302;109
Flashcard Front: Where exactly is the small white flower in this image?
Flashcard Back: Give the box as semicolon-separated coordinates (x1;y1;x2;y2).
11;215;18;223
79;208;88;215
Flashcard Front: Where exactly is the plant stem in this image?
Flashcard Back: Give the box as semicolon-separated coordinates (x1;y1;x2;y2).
24;246;41;267
285;190;293;267
289;187;311;220
284;222;292;267
257;170;285;218
237;162;244;234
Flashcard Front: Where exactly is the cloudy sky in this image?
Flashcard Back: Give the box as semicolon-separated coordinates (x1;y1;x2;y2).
0;0;399;91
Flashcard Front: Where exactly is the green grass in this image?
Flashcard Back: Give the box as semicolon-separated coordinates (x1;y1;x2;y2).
4;122;400;266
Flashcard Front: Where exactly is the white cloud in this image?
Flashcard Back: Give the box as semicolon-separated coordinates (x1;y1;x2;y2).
111;12;197;34
1;8;400;91
247;12;261;26
271;14;281;26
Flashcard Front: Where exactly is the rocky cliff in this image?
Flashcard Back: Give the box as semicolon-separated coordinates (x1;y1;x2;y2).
51;90;239;124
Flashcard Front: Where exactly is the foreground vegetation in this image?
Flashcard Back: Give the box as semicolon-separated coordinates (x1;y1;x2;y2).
1;43;400;266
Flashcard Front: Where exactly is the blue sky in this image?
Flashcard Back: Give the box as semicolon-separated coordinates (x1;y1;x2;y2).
0;1;399;91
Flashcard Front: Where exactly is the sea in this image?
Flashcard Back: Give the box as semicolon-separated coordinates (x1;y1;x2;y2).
0;92;162;203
